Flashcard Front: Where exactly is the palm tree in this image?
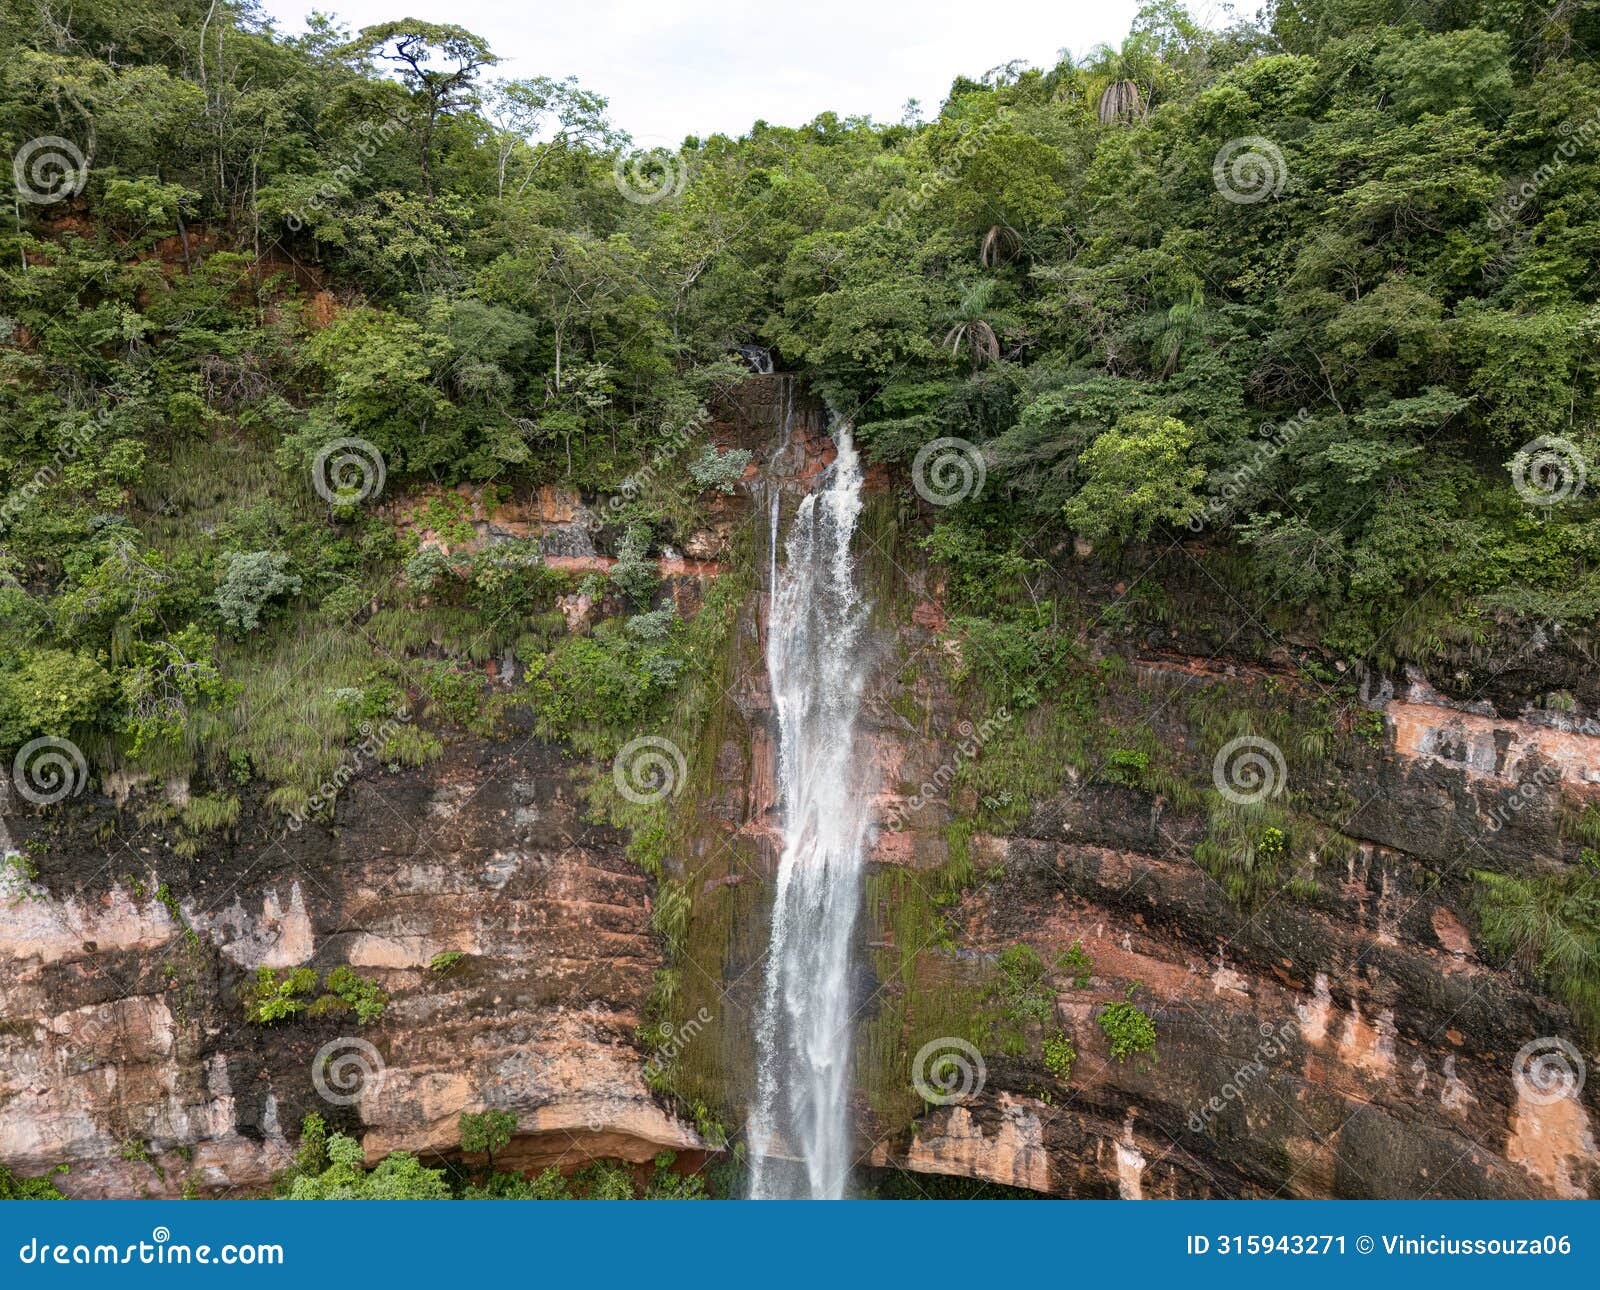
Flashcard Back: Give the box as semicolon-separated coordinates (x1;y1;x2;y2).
1096;77;1147;125
1154;286;1206;378
1061;40;1157;125
943;280;1004;369
979;223;1022;267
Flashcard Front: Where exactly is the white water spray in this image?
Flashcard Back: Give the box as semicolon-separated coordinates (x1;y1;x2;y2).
748;424;872;1200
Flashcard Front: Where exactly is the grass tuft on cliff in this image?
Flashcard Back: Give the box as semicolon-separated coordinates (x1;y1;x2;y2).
1474;867;1600;1041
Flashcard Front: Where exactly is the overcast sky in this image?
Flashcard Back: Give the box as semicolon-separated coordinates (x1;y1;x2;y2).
257;0;1163;145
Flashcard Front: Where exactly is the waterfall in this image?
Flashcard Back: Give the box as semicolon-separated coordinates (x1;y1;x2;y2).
748;423;872;1200
736;343;775;375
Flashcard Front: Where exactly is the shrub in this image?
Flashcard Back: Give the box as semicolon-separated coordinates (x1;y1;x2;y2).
525;618;687;743
216;550;302;632
459;1110;517;1172
0;1165;68;1199
625;608;677;642
463;1168;570;1199
420;660;485;728
404;544;454;591
242;966;317;1024
571;1160;635;1199
468;539;565;617
121;627;230;754
1041;1030;1076;1080
1103;748;1148;787
1098;995;1157;1061
314;965;388;1024
0;648;117;747
688;445;752;493
285;1134;450;1199
245;965;386;1024
1061;414;1205;541
608;524;658;607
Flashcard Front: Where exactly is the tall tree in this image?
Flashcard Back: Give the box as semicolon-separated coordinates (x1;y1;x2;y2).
347;21;496;196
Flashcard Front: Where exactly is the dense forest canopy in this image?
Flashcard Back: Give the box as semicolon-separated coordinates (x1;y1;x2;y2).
3;0;1600;807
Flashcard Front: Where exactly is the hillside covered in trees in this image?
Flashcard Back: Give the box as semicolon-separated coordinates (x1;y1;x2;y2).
3;0;1598;800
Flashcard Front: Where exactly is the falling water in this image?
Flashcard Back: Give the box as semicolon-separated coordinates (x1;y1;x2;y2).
748;423;872;1200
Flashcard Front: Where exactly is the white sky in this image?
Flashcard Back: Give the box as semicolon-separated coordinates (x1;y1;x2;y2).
257;0;1157;144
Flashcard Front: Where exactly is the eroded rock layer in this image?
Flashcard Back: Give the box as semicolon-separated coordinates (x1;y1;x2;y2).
0;734;699;1197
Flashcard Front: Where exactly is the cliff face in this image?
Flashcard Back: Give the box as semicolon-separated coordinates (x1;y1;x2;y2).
1;376;1595;1200
659;379;1600;1201
0;732;700;1197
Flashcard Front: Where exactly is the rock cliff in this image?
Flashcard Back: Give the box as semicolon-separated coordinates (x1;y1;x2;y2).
2;376;1595;1199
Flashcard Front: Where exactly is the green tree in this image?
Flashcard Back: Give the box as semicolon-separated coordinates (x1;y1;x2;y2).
216;551;302;633
1062;414;1205;540
347;21;498;196
458;1110;517;1174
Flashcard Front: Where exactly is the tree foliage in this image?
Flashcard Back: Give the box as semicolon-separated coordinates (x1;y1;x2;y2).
2;0;1599;798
